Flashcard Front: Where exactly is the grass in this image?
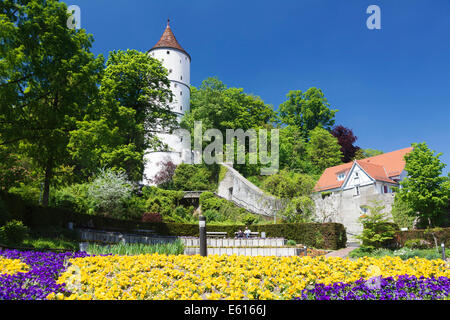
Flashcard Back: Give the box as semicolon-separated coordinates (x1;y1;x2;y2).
349;247;445;260
84;240;185;256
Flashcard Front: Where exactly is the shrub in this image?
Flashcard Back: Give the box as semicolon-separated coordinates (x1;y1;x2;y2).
8;183;40;205
286;239;297;246
356;201;398;251
404;238;432;250
281;196;315;223
0;220;29;244
172;164;215;191
50;183;90;214
0;197;11;226
203;209;222;222
261;169;316;199
142;212;163;223
173;206;189;221
86;168;134;218
243;213;259;226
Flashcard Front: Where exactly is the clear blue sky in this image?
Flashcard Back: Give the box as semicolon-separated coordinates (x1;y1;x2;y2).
65;0;450;174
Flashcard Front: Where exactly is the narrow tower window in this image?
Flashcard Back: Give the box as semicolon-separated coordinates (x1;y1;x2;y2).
167;51;170;54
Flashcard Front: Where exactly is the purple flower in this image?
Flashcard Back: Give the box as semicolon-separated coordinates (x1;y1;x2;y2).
0;249;89;300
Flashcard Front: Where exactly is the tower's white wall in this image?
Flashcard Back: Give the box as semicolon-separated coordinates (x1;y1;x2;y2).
143;47;191;185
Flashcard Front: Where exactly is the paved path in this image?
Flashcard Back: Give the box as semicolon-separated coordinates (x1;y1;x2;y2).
324;243;360;258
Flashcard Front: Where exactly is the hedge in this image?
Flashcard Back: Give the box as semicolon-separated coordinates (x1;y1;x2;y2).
394;228;450;248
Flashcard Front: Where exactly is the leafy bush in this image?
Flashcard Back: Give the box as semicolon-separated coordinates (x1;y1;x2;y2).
286;239;297;246
243;213;260;226
391;196;416;230
203;209;222;222
8;183;40;205
261;169;316;199
86;168;134;218
349;247;442;260
0;220;29;244
404;238;432;250
172;164;215;191
0;197;11;226
281;196;315;223
356;201;398;251
141;212;163;223
50;183;90;214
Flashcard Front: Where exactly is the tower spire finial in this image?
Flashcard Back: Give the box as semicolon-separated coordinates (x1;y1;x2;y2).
167;18;170;27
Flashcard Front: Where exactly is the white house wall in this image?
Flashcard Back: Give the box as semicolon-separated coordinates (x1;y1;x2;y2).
342;163;374;190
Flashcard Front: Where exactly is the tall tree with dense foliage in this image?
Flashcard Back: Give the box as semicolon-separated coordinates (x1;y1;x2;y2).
305;127;343;175
181;77;277;176
182;77;276;133
68;49;176;182
0;0;104;205
331;125;360;163
278;88;338;140
396;142;449;228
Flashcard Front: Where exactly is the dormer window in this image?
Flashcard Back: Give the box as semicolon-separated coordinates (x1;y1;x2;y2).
337;173;346;181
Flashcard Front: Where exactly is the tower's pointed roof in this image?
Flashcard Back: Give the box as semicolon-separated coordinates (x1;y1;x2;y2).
150;19;190;60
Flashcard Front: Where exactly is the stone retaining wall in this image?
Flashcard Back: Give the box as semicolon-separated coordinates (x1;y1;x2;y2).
184;247;304;257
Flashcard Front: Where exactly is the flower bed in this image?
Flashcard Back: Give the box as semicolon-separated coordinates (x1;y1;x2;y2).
1;250;449;300
0;249;89;300
298;275;450;300
51;254;449;300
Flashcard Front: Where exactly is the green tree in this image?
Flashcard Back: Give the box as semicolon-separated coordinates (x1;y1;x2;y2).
278;88;338;140
181;77;277;176
182;77;276;133
354;148;384;160
356;201;397;251
68;49;176;182
172;164;214;191
305;127;343;175
262;169;316;199
0;0;104;205
396;142;448;228
278;126;315;173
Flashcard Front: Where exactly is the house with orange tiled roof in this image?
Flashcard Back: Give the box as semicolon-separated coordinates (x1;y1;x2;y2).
313;147;413;241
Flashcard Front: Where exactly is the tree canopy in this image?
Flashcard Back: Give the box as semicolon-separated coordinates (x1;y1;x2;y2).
278;88;338;140
0;0;104;205
68;49;176;182
396;142;449;227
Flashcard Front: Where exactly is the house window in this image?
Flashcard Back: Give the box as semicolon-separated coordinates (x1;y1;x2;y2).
169;69;172;74
337;173;346;181
384;185;389;193
355;185;360;196
360;206;368;214
167;51;170;54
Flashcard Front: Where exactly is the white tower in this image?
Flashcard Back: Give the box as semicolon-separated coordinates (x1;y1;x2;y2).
143;20;191;185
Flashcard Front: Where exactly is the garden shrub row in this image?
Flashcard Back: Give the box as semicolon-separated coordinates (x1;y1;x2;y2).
394;228;450;248
2;198;347;250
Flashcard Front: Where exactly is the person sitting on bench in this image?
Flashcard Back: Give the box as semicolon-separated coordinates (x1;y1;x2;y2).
236;229;244;238
244;226;251;238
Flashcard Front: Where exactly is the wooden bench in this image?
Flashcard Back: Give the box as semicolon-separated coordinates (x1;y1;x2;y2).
206;231;228;238
234;231;260;238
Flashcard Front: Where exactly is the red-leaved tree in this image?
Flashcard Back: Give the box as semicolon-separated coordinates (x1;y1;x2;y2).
331;125;360;163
